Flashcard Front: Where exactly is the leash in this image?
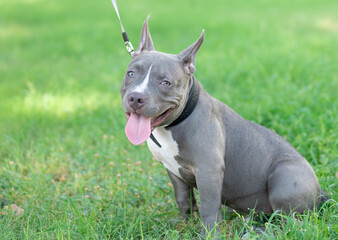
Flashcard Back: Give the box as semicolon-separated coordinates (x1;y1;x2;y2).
111;0;134;56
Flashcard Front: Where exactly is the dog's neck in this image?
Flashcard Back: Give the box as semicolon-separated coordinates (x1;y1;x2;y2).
166;76;200;128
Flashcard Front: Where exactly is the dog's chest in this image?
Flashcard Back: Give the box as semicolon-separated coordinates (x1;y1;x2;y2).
147;127;183;179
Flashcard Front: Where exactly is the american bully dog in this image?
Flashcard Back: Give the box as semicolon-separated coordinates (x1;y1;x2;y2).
120;17;327;237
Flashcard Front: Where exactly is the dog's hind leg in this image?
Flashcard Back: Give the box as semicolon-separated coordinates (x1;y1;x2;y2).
267;158;321;214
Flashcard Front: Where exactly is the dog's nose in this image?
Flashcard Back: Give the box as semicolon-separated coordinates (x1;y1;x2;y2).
128;92;147;110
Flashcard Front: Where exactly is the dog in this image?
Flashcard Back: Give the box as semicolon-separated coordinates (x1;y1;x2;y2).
120;17;326;237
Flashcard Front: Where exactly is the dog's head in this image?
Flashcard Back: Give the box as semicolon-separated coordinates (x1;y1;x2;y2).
120;17;204;145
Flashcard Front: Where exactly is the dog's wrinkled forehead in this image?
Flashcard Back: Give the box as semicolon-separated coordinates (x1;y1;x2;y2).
128;51;183;78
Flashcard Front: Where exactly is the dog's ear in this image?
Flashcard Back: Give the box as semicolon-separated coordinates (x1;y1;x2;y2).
133;16;155;58
178;30;204;75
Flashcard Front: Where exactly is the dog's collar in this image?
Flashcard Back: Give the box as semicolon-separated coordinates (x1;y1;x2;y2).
166;76;200;128
150;76;200;148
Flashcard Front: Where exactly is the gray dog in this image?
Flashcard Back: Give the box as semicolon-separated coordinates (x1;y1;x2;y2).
120;17;326;237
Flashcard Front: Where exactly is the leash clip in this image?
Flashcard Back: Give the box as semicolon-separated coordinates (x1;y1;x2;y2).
122;32;134;56
125;41;134;56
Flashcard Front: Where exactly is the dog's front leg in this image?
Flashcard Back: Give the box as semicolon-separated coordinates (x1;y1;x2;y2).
196;160;224;238
167;169;198;218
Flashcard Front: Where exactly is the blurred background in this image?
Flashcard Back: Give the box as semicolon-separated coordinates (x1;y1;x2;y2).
0;0;337;238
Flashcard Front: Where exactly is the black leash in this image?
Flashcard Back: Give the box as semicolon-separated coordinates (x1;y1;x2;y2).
150;133;162;148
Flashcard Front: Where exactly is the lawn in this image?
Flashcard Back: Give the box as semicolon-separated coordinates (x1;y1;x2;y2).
0;0;337;239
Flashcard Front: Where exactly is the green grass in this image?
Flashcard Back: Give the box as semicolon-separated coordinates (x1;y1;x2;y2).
0;0;337;239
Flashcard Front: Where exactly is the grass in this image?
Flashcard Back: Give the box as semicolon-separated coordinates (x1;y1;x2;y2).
0;0;337;239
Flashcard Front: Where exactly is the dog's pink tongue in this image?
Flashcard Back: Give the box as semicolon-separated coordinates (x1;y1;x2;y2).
125;113;152;145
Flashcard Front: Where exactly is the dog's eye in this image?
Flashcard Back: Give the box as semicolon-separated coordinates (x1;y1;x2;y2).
160;80;171;86
127;71;135;78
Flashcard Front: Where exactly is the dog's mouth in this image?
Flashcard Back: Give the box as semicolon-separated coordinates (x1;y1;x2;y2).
151;107;175;128
124;107;175;145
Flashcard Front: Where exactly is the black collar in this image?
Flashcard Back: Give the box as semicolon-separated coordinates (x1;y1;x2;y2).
150;76;200;148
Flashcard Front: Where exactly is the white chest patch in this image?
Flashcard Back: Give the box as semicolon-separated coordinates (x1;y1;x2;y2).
147;127;183;179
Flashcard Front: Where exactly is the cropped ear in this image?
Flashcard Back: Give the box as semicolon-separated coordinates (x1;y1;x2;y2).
133;16;155;58
178;30;204;75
